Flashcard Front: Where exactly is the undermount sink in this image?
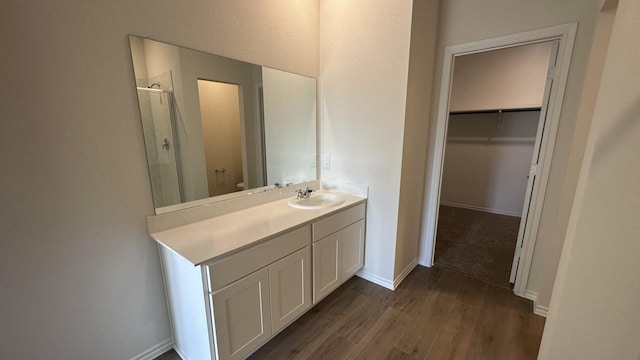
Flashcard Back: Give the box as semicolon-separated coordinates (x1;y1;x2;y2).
288;193;345;210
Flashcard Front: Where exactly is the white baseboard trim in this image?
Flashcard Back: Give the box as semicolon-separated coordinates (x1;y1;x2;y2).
440;201;521;217
356;269;394;290
130;338;173;360
394;258;418;289
524;290;548;317
535;304;549;317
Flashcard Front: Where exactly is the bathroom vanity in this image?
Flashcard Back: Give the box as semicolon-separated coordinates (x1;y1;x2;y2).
148;190;366;360
131;35;366;360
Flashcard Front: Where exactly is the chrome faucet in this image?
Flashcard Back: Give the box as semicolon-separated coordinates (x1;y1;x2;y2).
296;187;314;199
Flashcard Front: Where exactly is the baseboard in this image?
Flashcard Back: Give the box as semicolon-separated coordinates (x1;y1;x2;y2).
356;269;394;290
440;201;521;217
534;304;549;317
130;338;173;360
393;258;418;289
524;290;548;317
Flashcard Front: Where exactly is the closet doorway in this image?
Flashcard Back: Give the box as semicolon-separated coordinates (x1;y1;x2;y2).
435;42;556;287
421;24;577;296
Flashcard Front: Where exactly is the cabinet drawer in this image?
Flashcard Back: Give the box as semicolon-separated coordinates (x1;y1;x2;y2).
312;203;365;241
207;225;311;292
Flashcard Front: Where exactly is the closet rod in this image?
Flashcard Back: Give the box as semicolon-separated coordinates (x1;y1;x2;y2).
449;107;541;115
447;136;536;143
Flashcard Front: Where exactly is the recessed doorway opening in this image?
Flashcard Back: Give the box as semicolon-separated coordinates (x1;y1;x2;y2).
197;79;248;197
434;41;554;288
420;24;577;297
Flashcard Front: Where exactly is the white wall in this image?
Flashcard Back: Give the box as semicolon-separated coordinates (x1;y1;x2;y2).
539;0;640;357
440;111;539;216
394;0;441;280
450;42;553;112
420;0;602;309
0;1;318;359
262;67;317;186
320;0;414;285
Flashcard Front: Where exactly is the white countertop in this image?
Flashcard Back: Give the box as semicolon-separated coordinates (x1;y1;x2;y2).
150;191;366;266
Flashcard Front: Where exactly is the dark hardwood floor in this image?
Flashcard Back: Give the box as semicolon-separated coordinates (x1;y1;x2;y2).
157;266;545;360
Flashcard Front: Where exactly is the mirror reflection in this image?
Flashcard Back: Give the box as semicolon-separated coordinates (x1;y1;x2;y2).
129;36;317;213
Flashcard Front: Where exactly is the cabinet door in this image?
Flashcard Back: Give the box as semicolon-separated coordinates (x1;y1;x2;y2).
269;246;312;333
211;268;271;360
341;219;365;282
313;231;342;304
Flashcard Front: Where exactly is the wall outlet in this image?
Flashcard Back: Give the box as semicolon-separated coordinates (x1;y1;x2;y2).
322;154;331;169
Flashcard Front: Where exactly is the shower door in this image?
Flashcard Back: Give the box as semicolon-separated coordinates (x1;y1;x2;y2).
137;88;183;208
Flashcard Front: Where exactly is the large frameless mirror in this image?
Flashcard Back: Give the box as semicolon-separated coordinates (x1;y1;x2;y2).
129;36;317;214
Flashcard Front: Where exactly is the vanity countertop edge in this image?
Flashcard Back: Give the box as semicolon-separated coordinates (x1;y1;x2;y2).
149;191;367;266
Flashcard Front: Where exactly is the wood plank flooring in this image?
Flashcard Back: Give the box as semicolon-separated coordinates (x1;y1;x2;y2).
157;266;545;360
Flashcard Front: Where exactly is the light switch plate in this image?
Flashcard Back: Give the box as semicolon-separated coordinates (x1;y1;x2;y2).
322;154;331;169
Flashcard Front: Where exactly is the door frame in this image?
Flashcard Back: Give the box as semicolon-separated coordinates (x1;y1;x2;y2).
419;23;577;297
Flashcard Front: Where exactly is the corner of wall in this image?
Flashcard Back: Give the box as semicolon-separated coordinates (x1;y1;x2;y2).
356;269;394;290
394;0;441;280
524;290;549;317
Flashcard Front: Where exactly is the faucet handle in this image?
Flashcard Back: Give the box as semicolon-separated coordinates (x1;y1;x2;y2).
295;187;313;199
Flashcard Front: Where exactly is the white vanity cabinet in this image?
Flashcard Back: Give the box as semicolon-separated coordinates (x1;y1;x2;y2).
160;225;312;360
268;246;312;333
154;198;366;360
211;267;272;360
312;203;366;303
210;246;312;360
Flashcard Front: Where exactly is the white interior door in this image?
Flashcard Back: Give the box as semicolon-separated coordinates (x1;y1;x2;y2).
510;40;560;283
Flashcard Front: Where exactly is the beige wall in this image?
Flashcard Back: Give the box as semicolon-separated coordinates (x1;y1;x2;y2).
395;0;441;280
320;0;414;284
441;111;539;216
450;42;553;112
539;0;640;357
529;1;618;312
420;0;602;308
0;1;318;359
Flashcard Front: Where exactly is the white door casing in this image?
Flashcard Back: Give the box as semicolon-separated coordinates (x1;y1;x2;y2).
510;40;560;283
419;23;577;298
